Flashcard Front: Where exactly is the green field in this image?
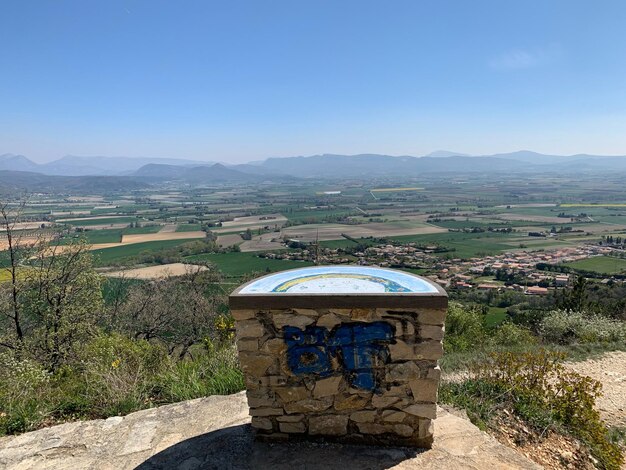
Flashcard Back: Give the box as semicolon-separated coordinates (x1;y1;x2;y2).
285;208;357;223
485;307;508;327
388;231;515;258
60;216;141;227
184;252;313;277
564;256;626;274
91;239;195;265
176;223;202;232
58;226;162;245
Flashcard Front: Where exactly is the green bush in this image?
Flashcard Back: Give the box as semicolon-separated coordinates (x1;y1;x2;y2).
440;349;623;470
0;334;244;435
0;353;51;434
444;302;486;352
540;310;626;344
489;322;536;347
153;344;243;401
76;334;168;416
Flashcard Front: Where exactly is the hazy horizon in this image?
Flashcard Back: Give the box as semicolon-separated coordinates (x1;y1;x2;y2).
6;149;626;166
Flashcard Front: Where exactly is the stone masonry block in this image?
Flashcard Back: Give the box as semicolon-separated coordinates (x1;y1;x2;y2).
409;379;439;402
231;309;257;321
279;421;306;433
238;353;274;377
420;324;445;341
309;415;348;436
272;313;314;330
417;309;446;326
404;404;437;420
251;417;273;431
414;341;444;360
275;386;310;403
313;375;342;398
236;319;265;338
350;410;378;423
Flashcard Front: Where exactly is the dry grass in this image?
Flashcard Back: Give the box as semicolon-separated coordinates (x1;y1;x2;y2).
102;263;207;279
120;231;205;244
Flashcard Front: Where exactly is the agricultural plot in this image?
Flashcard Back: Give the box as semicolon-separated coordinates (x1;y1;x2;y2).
389;231;517;258
184;251;313;277
91;239;198;265
176;224;202;232
216;233;244;248
213;213;287;234
282;220;445;242
370;187;424;192
58;216;141;227
284;208;357;223
239;233;285;252
103;262;206;279
564;256;626;274
58;226;162;245
120;231;206;244
497;213;570;224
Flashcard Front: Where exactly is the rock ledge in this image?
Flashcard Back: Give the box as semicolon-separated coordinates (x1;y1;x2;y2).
0;392;540;469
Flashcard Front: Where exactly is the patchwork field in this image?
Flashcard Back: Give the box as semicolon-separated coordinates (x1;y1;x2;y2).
282;221;445;242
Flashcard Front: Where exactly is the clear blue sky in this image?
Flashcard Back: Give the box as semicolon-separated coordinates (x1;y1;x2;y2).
2;1;626;163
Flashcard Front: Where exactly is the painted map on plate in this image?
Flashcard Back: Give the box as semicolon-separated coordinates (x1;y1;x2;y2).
238;266;439;294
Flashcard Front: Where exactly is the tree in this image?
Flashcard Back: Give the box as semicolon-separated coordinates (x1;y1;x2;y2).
22;241;103;371
557;275;589;312
118;266;225;358
0;200;30;350
1;199;103;369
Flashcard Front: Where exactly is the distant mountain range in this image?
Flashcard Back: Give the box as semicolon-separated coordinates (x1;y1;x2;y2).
0;154;217;176
3;151;626;183
0;171;149;195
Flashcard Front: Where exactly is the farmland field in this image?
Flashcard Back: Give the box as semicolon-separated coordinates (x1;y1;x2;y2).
184;252;313;277
282;221;445;242
91;239;199;265
103;262;206;279
564;256;626;274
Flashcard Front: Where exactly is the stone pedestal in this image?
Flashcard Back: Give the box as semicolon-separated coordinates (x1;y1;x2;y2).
229;265;447;448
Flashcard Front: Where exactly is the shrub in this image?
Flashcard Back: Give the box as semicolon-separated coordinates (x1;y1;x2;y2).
440;349;623;470
0;353;51;435
76;334;168;416
444;302;486;352
153;344;243;401
489;322;536;347
540;310;626;344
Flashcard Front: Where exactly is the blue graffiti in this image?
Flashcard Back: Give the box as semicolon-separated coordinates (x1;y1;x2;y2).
283;322;394;391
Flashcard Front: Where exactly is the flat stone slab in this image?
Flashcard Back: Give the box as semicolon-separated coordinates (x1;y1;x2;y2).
0;392;540;469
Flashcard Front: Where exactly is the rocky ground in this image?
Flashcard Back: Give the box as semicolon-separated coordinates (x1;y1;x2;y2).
0;392;540;470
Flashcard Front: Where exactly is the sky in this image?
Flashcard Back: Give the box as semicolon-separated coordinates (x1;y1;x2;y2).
2;1;626;163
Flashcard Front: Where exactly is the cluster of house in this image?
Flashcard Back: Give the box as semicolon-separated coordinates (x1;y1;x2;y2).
258;241;618;296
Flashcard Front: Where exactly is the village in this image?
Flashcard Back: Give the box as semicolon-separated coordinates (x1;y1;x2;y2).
258;241;623;296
